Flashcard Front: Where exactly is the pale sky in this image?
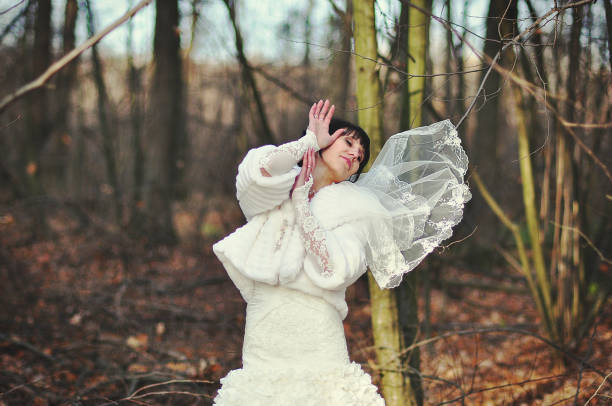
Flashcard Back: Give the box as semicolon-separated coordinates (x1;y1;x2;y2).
3;0;577;67
0;0;500;62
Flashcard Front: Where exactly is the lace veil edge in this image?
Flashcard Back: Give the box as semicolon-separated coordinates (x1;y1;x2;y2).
355;120;471;289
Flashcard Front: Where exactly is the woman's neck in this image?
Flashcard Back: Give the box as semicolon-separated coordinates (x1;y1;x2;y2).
312;154;335;195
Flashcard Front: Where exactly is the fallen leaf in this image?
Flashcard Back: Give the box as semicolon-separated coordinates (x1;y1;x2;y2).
156;322;165;336
165;362;196;377
126;334;148;350
128;363;149;373
26;162;37;175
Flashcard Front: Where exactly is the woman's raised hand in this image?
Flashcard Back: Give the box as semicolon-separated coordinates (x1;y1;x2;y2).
308;99;344;149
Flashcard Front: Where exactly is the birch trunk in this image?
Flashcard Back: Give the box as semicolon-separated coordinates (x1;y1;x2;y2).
353;1;414;404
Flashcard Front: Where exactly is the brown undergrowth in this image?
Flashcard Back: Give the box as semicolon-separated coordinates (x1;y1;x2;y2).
1;212;610;405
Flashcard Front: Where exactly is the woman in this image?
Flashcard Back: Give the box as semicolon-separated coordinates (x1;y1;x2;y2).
213;100;470;405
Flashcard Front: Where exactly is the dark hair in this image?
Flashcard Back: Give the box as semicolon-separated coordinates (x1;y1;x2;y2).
301;118;371;182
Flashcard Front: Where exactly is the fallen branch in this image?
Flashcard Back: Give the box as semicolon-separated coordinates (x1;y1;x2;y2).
0;333;55;363
0;0;153;114
97;379;213;405
584;370;612;405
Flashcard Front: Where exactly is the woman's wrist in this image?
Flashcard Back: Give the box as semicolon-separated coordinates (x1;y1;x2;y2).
303;129;320;151
291;175;313;200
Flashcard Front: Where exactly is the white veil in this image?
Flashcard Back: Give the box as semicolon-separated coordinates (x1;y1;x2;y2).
355;120;471;289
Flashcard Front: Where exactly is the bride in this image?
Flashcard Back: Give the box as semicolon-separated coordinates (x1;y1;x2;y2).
212;100;470;405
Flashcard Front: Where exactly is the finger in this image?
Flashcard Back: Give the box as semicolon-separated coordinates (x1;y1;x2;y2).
307;148;313;177
325;104;335;123
309;148;315;177
309;103;316;119
310;149;315;176
312;147;316;167
308;149;313;176
319;100;330;120
315;100;323;117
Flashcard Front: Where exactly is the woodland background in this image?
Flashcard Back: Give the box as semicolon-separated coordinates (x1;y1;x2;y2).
0;0;611;404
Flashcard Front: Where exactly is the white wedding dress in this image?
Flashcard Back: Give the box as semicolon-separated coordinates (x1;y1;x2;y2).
213;121;470;405
213;283;384;405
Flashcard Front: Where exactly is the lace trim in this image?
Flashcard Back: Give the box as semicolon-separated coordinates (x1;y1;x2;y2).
259;130;319;175
292;176;333;277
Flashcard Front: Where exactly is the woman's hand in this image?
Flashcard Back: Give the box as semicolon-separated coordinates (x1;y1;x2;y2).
308;99;344;149
291;147;316;196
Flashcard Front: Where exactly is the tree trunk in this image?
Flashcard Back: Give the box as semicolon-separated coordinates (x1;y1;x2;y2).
55;0;78;136
23;0;52;196
603;0;612;69
127;1;145;233
353;2;414;405
397;1;410;132
84;0;121;223
223;0;274;146
555;3;584;350
397;2;431;404
145;0;185;243
469;0;518;242
330;0;353;114
54;0;79;190
444;0;454;117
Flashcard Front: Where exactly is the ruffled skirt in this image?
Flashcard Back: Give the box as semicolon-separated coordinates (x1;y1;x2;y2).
214;283;384;405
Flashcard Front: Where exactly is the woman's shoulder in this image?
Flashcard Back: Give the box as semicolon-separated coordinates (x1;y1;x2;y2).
311;181;385;229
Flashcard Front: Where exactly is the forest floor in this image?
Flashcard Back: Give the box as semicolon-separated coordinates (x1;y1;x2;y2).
0;210;611;405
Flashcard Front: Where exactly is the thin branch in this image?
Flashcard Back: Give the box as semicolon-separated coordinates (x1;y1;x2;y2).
326;0;344;17
584;370;612;405
404;0;611;183
550;221;612;264
419;0;597;127
283;38;487;79
127;379;212;398
0;0;31;42
250;65;312;105
558;121;612;129
0;0;26;15
0;0;154;114
456;52;500;128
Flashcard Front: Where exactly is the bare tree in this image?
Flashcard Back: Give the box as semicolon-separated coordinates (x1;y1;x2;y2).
126;0;145;233
144;0;186;243
53;0;78;185
223;0;275;146
328;0;353;114
469;0;518;241
22;0;51;196
353;2;413;405
54;0;78;137
85;0;121;222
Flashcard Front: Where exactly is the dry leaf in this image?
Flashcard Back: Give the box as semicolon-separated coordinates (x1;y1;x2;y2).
69;313;82;326
26;162;37;175
128;363;149;373
126;334;148;350
165;362;196;377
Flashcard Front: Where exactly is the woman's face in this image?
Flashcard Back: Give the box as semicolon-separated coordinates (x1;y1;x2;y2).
320;130;365;182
